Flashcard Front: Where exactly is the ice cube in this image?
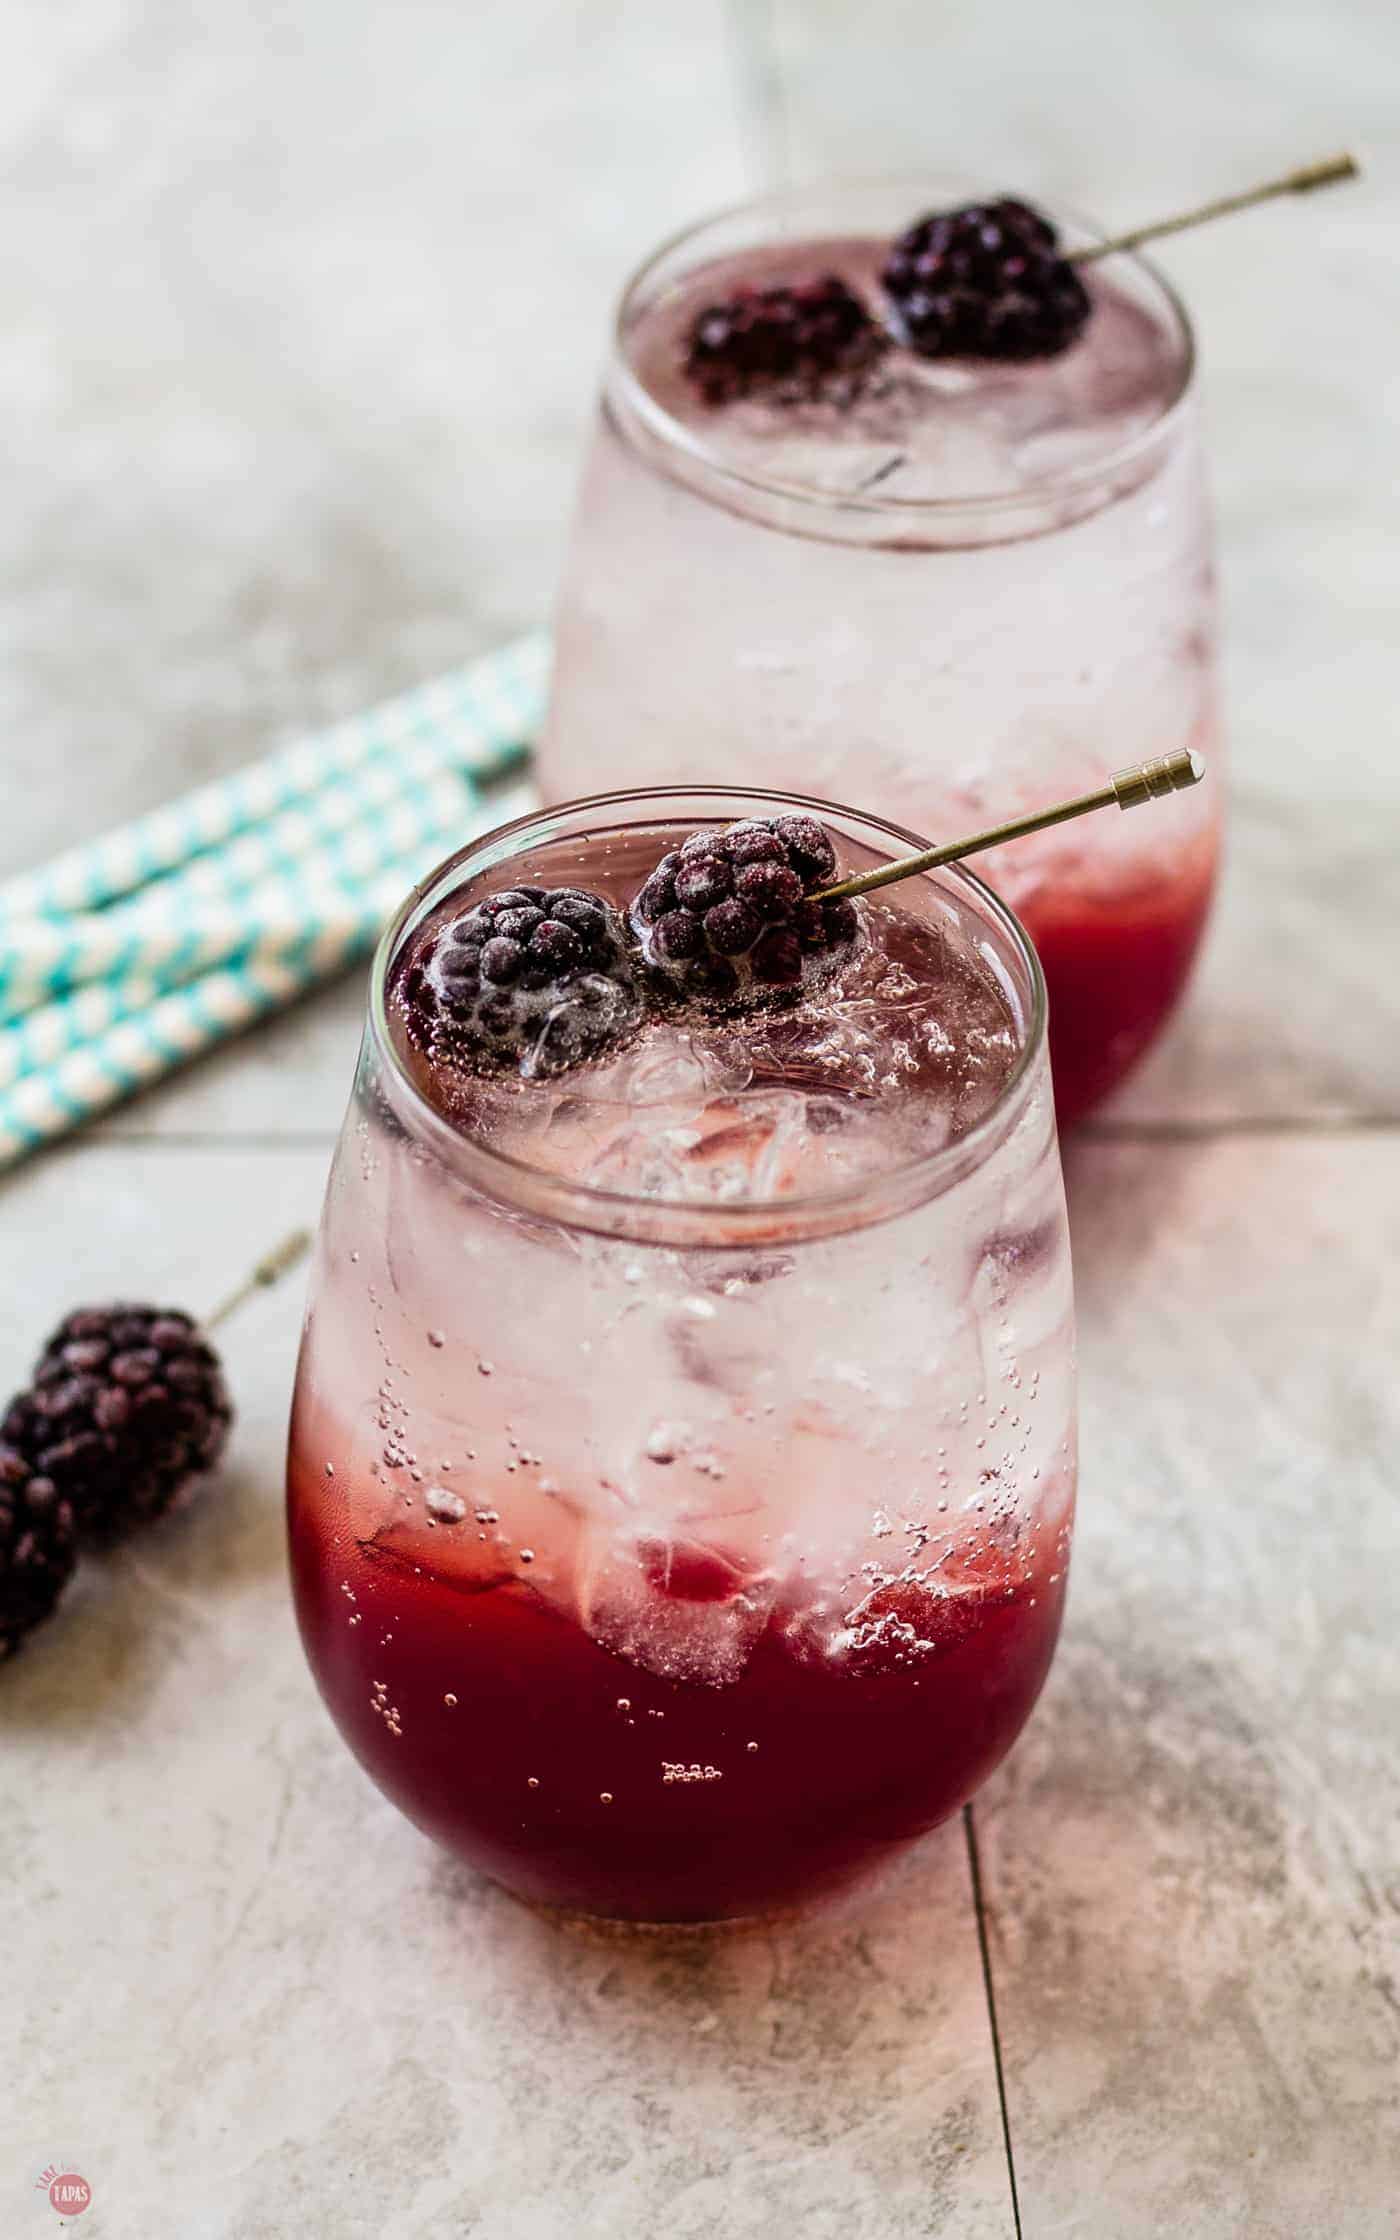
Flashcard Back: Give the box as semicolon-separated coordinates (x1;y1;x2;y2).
782;1563;1011;1671
666;1286;769;1397
581;1122;695;1201
575;1087;814;1206
678;1090;807;1200
972;1218;1073;1366
575;1529;777;1687
584;1019;754;1109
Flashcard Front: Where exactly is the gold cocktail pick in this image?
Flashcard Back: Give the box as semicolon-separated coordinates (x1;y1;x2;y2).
1067;152;1358;266
813;748;1205;904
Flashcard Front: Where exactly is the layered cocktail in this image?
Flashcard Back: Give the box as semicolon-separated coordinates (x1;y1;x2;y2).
541;181;1222;1122
288;788;1075;1922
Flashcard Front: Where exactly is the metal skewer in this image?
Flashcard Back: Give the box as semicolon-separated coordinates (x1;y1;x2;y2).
1067;152;1358;266
814;748;1206;905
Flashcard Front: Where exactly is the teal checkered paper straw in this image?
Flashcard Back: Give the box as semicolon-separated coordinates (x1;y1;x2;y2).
0;969;168;1091
0;768;480;1018
0;774;486;1086
0;627;549;1167
0;773;539;1167
0;950;359;1168
0;630;549;924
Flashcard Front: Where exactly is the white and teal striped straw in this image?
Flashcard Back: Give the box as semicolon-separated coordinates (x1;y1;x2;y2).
0;770;477;1017
0;633;549;1169
0;631;548;924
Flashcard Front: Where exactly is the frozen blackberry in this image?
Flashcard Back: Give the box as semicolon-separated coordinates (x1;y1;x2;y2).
395;885;644;1080
2;1306;232;1547
882;197;1091;362
630;816;861;1008
0;1441;77;1658
683;276;888;406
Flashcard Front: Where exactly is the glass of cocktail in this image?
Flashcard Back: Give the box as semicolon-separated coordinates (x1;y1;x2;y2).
287;786;1075;1923
540;179;1222;1124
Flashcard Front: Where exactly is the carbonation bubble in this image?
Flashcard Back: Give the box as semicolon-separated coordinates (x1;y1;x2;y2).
426;1486;468;1524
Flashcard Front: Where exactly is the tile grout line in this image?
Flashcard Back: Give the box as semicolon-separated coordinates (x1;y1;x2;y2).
963;1803;1023;2240
1081;1112;1400;1143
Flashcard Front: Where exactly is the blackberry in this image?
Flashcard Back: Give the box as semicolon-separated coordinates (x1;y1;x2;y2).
395;885;643;1080
0;1441;77;1658
2;1306;232;1547
683;276;888;406
881;198;1091;362
631;816;861;1008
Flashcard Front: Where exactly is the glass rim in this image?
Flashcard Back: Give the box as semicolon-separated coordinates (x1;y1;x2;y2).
605;169;1198;529
366;784;1051;1248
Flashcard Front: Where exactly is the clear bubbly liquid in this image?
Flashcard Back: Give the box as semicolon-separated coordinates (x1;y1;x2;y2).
541;224;1223;1122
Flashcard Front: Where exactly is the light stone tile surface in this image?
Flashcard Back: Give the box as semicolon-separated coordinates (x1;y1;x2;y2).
0;0;750;878
3;0;1399;2234
978;1136;1400;2236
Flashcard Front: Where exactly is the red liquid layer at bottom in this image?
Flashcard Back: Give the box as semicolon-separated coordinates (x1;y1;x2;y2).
1019;841;1219;1127
289;1459;1070;1923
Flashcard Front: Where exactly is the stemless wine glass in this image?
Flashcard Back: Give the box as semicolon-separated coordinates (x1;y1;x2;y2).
540;177;1223;1124
287;786;1076;1924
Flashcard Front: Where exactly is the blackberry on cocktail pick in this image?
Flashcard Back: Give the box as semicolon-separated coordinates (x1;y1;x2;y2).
630;815;861;1009
0;1232;309;1646
683;276;888;405
396;885;643;1080
883;153;1359;365
882;198;1091;363
0;1442;77;1659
